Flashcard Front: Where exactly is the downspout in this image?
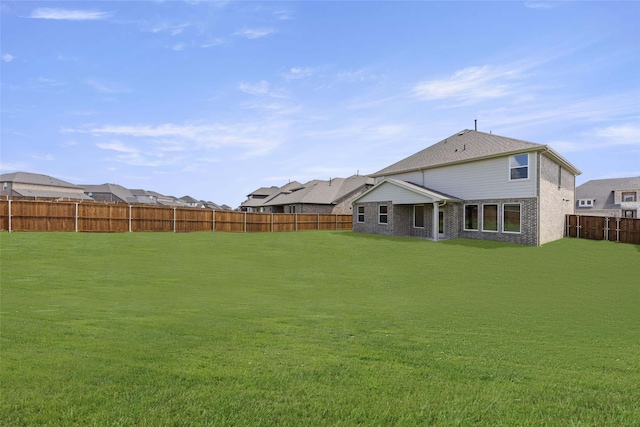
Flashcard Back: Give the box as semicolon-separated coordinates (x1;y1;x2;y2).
537;152;541;246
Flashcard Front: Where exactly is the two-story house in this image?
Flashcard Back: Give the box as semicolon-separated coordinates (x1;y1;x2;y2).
576;177;640;218
352;129;581;246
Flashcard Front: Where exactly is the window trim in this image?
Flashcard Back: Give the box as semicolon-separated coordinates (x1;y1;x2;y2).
482;203;499;232
413;205;424;228
502;203;522;234
508;153;530;181
357;205;365;223
464;204;479;231
378;205;388;225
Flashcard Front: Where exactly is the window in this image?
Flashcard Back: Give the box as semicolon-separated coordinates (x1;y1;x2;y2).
413;205;424;228
503;204;521;233
623;210;635;218
378;205;388;224
482;204;498;232
357;206;365;223
289;205;296;213
509;154;529;180
464;205;478;230
579;199;593;207
623;192;636;202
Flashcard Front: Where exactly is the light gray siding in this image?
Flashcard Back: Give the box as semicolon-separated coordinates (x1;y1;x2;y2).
378;154;538;200
356;182;437;204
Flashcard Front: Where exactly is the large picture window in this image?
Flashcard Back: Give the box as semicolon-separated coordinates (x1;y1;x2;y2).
509;154;529;180
464;204;478;230
413;205;424;228
482;204;498;232
378;205;388;224
503;204;521;233
357;206;365;223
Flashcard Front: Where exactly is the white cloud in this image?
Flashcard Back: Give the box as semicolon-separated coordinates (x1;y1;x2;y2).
2;53;13;62
233;28;274;39
239;80;287;98
85;79;132;94
524;2;556;10
30;8;111;20
201;38;226;48
549;123;640;153
150;22;191;35
74;121;286;158
413;65;522;103
283;67;313;81
171;43;187;51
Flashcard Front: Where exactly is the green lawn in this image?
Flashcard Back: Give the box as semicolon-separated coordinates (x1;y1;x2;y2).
1;231;638;426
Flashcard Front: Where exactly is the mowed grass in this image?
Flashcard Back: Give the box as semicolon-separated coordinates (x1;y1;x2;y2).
1;231;638;426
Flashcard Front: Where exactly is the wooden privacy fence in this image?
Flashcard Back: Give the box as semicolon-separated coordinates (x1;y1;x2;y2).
565;214;640;245
0;200;353;233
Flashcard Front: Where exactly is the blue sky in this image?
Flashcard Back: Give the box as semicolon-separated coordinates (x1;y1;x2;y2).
1;1;639;207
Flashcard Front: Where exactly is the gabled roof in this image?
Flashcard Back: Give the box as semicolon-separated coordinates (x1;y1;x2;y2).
241;181;303;208
1;171;81;189
576;176;640;210
264;175;372;206
373;129;581;177
83;183;138;203
353;178;462;205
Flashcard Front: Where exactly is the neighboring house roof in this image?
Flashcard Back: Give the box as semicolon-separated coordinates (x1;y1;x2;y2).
576;176;640;210
1;171;93;200
2;171;80;189
264;175;372;207
130;189;158;204
354;178;462;204
240;181;303;208
372;129;581;177
180;195;199;204
83;183;138;204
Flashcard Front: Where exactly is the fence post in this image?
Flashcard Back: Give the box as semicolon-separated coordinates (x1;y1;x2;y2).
335;214;338;230
604;217;609;241
295;213;298;231
271;212;274;232
75;202;79;232
212;210;215;232
616;217;620;243
173;208;177;233
244;211;247;233
8;200;11;233
129;205;132;232
576;215;580;238
317;213;320;230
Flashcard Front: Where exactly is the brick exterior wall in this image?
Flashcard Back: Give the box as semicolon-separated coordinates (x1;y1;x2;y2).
538;153;575;245
353;198;538;245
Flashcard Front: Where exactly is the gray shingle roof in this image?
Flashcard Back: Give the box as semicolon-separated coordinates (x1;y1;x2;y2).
373;129;580;176
576;177;640;210
1;171;81;189
83;183;138;203
264;175;372;206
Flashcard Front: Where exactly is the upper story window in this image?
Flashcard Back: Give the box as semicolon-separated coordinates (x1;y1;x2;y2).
578;199;593;207
509;154;529;180
622;192;636;202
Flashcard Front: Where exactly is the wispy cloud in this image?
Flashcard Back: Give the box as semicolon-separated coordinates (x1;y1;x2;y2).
150;22;191;35
67;121;287;159
524;2;556;10
2;53;13;62
30;8;111;20
549;123;640;153
283;67;313;81
85;79;132;94
171;43;187;51
413;65;523;103
239;80;287;98
233;27;275;39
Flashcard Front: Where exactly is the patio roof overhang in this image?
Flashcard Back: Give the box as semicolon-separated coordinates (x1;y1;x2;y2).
352;178;461;205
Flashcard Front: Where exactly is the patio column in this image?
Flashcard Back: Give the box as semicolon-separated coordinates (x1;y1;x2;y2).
432;201;439;242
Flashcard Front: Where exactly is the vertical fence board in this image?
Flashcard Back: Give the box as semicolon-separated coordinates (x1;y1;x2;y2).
565;214;639;245
0;200;353;234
